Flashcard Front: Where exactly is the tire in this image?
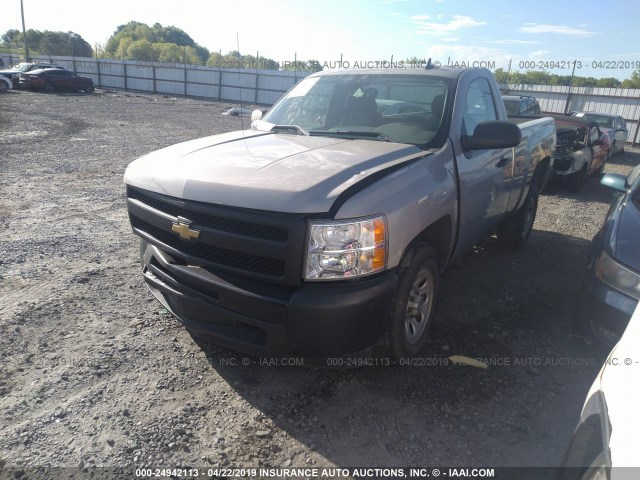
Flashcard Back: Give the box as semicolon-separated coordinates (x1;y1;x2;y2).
497;184;538;250
611;141;616;156
85;81;94;93
580;450;608;480
386;245;439;359
0;80;7;92
565;164;587;193
43;81;55;93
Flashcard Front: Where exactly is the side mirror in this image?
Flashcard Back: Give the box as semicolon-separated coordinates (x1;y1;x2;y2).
251;109;263;121
461;121;522;151
600;173;627;192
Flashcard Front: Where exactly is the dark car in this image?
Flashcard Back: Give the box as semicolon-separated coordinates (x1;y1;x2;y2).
572;111;628;155
502;95;542;116
0;62;64;88
552;114;610;192
574;164;640;346
19;68;94;93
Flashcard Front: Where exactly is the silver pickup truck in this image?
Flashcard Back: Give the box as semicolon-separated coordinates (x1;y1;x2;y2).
124;67;555;358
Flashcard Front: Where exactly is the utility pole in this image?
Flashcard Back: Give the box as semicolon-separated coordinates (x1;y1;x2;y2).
20;0;30;61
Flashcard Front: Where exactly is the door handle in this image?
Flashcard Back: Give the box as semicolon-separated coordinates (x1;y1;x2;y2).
497;156;510;167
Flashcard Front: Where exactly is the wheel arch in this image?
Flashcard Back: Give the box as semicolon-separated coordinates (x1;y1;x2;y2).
559;413;606;478
401;215;453;270
535;155;552;193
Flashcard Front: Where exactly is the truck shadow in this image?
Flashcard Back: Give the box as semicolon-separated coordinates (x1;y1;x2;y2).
543;169;627;206
191;229;605;470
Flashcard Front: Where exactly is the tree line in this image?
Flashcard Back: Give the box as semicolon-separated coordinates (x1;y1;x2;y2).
2;25;639;85
2;29;92;57
493;67;640;89
1;22;321;71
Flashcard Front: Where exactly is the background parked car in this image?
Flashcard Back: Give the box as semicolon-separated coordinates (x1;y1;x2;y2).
572;112;628;155
552;114;610;192
560;303;640;480
222;106;254;117
19;68;94;93
502;95;542;116
0;62;64;88
0;75;11;92
574;164;640;346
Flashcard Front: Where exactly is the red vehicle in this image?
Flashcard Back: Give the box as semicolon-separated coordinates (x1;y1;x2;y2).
551;114;610;192
18;68;94;93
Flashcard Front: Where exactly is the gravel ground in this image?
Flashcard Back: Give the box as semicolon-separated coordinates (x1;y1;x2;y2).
1;88;638;478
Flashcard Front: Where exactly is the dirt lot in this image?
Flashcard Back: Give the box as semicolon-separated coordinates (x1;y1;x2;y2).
1;88;638;477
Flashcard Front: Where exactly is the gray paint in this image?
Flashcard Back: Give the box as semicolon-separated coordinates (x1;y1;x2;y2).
125;67;556;272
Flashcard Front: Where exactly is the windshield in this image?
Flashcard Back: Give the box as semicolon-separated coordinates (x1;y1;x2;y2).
260;73;451;147
580;114;615;129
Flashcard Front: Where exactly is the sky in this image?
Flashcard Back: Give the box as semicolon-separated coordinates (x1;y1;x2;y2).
2;0;640;80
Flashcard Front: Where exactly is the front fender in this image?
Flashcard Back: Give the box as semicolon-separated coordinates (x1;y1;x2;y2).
334;142;457;269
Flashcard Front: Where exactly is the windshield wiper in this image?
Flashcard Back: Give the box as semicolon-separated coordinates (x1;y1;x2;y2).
270;124;309;136
310;130;396;142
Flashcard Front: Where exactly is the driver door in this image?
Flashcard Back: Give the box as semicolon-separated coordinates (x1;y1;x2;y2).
455;77;515;254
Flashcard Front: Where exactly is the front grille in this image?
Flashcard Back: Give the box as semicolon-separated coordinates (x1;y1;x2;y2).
127;186;307;286
128;188;288;242
132;216;285;276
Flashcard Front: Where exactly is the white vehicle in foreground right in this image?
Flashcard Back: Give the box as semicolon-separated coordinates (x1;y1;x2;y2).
560;303;640;480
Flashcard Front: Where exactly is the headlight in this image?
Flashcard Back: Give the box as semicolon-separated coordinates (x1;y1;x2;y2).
305;215;386;280
595;251;640;300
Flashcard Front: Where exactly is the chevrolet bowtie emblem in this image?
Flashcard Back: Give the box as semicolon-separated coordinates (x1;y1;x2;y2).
171;221;201;241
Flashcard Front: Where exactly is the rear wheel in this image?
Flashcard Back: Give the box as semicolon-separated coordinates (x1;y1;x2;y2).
43;81;55;93
497;184;538;250
0;80;8;92
386;245;439;359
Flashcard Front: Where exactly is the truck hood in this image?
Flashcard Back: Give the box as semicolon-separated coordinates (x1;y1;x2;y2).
124;130;424;213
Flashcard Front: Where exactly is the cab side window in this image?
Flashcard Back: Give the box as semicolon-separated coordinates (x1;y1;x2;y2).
531;100;541;115
462;77;498;136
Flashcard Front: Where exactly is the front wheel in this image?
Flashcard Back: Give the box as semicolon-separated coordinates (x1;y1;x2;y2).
84;81;94;93
386;245;439;359
0;81;8;92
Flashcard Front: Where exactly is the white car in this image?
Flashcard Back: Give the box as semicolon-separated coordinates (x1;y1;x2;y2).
560;303;640;479
0;75;11;92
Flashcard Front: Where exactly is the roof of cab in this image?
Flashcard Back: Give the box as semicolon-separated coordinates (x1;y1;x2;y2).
307;66;486;80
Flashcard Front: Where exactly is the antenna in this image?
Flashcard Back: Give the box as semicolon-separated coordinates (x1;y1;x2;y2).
236;32;245;133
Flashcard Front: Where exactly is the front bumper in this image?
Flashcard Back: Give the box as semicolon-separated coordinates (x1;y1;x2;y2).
141;241;397;356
